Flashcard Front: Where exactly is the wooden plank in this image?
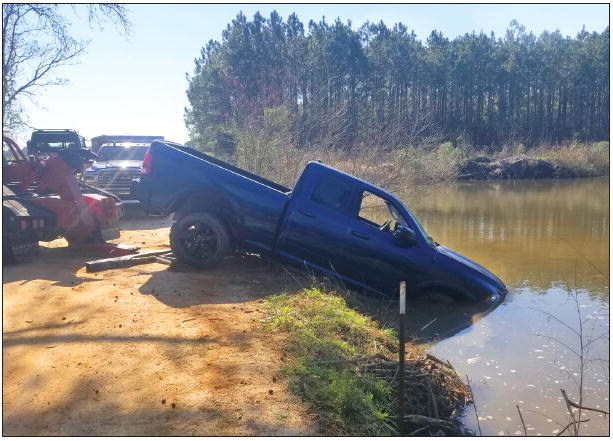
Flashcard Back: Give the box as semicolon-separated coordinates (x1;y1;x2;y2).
85;249;172;272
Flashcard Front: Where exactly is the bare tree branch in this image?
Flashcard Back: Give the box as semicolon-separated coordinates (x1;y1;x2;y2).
2;4;131;129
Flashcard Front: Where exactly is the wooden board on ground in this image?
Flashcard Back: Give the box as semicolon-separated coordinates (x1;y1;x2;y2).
85;249;172;272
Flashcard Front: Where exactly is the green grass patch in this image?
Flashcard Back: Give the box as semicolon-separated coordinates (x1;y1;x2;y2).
262;288;403;435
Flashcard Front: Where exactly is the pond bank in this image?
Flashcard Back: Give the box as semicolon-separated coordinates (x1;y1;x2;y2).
455;142;609;181
262;289;473;436
457;156;606;180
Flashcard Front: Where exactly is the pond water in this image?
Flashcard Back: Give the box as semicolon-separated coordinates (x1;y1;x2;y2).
355;178;609;436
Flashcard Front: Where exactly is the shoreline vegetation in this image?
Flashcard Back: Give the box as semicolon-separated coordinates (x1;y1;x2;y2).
262;288;473;436
209;128;609;193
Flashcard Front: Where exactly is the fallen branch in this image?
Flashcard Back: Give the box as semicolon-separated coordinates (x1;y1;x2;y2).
560;388;578;435
465;375;482;436
561;389;610;415
426;379;439;418
556;419;590;437
407;426;429;436
426;353;447;366
311;354;392;366
403;414;462;434
516;404;527;436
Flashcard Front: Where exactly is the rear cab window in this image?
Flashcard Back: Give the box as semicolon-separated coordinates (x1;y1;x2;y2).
310;174;353;211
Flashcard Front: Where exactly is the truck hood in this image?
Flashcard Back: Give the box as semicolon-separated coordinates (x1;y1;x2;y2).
88;160;143;170
436;245;506;289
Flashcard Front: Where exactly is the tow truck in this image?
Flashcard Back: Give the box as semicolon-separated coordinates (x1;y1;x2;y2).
2;135;138;262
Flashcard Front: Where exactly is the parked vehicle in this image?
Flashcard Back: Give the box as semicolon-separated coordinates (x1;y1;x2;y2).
26;129;86;154
133;141;507;304
81;142;153;203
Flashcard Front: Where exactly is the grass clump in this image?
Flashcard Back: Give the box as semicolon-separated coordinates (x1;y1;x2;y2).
263;288;397;435
262;288;471;436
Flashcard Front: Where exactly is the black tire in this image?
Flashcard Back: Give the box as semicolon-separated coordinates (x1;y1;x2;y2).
170;212;229;269
2;234;40;264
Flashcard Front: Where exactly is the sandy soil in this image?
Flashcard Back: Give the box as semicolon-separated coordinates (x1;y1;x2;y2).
2;209;317;436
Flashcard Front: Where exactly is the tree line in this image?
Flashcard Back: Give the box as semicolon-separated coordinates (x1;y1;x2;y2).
185;11;609;153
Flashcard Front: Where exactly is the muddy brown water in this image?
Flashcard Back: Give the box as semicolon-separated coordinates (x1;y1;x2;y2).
355;177;609;436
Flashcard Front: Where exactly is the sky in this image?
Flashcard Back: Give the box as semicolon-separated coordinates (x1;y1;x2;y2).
14;3;609;146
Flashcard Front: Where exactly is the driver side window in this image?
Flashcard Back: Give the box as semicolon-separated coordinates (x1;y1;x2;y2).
358;191;390;229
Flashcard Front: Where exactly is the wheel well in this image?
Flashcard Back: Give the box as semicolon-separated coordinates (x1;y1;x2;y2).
413;282;475;302
172;192;236;246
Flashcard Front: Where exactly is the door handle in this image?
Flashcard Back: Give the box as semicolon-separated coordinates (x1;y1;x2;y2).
297;208;316;218
351;230;369;240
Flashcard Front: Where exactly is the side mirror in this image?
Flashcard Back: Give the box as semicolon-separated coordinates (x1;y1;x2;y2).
393;225;417;247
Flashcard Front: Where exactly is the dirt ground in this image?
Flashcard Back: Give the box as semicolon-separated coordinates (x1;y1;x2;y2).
2;208;317;436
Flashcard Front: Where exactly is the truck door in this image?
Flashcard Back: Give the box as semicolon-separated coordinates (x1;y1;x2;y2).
275;172;357;277
342;188;432;296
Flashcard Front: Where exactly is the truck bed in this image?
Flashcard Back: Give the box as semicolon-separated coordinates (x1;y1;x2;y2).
136;141;293;254
175;145;292;194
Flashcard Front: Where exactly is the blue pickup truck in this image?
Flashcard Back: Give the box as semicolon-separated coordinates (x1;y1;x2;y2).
133;141;506;304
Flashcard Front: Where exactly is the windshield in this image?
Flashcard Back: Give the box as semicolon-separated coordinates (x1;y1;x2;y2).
31;133;81;149
405;206;435;246
98;145;148;161
387;203;408;228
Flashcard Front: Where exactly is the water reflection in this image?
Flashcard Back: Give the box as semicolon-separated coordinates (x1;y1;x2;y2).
348;293;500;343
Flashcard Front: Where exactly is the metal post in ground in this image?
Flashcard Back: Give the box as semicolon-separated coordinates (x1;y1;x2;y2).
397;281;406;435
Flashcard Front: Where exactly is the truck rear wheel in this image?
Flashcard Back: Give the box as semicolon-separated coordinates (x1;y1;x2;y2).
170;212;229;269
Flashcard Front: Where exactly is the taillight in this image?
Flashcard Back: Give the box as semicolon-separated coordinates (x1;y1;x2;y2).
141;150;152;175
